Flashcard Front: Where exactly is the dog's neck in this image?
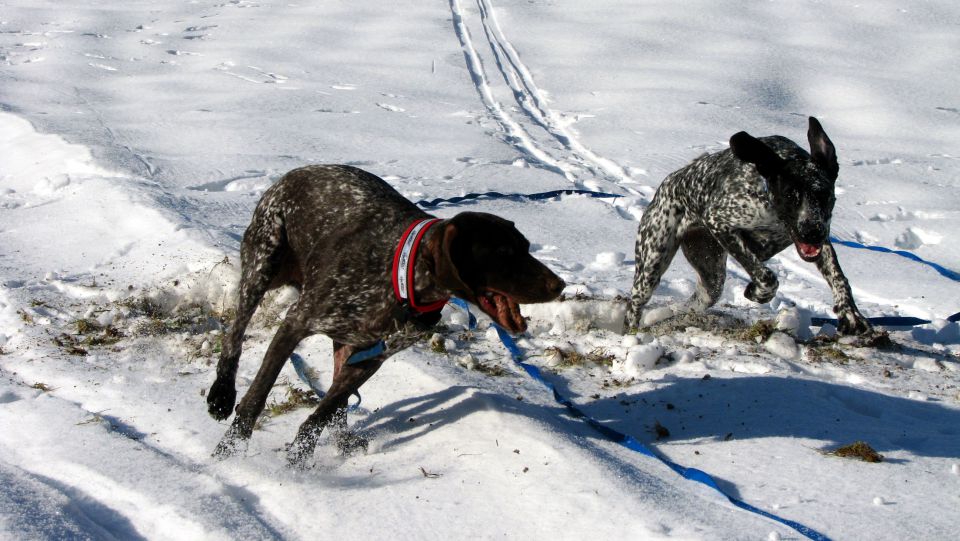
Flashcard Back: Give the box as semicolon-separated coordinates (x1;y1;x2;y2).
409;221;451;307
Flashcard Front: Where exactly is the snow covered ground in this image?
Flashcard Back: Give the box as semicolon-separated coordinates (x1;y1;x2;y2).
1;0;959;539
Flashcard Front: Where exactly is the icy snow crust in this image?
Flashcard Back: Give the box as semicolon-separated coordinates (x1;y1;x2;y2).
1;0;959;539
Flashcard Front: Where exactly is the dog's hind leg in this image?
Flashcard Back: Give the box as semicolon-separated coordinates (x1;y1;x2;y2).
679;227;727;312
208;191;288;421
213;311;311;458
624;197;683;331
286;343;385;467
815;241;872;335
325;341;371;455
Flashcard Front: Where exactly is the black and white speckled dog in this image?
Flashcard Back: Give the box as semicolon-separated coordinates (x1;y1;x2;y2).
207;165;564;465
624;117;871;335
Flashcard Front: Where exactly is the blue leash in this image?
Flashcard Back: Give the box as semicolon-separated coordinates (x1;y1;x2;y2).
289;352;362;410
450;299;830;541
415;188;622;208
811;312;960;328
449;297;477;328
289;352;326;397
830;236;960;283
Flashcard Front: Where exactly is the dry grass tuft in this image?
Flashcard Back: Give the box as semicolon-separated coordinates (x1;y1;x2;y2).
545;346;616;369
825;441;884;463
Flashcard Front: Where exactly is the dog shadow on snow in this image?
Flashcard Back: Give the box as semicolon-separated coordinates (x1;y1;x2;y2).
350;370;960;496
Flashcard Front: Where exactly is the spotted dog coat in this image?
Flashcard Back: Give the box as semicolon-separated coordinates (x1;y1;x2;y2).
624;117;871;335
206;165;564;465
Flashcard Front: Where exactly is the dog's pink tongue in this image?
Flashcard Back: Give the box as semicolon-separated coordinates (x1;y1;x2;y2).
797;242;822;259
492;293;526;333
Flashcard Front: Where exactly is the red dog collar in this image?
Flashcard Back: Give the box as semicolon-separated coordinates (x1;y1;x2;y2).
391;218;449;314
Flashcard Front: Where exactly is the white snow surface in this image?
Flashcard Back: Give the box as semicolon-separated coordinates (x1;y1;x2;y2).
1;1;959;539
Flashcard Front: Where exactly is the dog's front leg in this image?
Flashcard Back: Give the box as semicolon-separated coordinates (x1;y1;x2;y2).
213;318;309;459
286;343;385;468
624;201;682;331
814;241;872;335
709;227;779;304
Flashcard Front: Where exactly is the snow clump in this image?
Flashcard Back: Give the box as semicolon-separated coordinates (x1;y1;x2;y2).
764;332;799;360
895;227;942;249
912;319;960;345
589;251;625;270
615;342;665;377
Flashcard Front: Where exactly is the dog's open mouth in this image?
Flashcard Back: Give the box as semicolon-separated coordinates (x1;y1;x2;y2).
477;288;526;333
795;241;823;262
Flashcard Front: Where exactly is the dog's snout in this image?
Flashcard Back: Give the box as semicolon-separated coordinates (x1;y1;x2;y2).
797;219;827;242
796;200;829;242
547;274;565;298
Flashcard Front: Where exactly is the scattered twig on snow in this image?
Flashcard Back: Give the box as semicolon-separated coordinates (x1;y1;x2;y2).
420;466;442;478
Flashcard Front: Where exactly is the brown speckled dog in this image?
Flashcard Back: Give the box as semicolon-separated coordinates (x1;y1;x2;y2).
624;117;871;335
207;165;564;466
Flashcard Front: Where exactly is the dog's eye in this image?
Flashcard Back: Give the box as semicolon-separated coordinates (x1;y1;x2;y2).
495;246;515;258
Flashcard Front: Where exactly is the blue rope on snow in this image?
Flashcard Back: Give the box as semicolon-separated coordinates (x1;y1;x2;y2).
415;188;621;208
290;352;326;397
449;301;831;541
830;237;960;283
449;297;477;328
811;312;960;328
289;352;362;410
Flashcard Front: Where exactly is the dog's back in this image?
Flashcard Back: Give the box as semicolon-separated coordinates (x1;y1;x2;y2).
258;165;425;258
661;136;807;216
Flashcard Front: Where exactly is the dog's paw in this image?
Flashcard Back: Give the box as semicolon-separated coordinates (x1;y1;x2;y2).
852;329;895;349
334;430;369;457
285;439;317;469
680;296;711;314
212;429;248;460
207;378;237;421
744;279;778;304
623;307;641;334
837;312;873;336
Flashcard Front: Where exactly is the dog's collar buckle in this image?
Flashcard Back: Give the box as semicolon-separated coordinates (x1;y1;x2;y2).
392;218;449;314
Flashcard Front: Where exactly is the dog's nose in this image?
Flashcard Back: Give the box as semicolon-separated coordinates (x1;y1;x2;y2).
797;220;827;243
548;276;565;297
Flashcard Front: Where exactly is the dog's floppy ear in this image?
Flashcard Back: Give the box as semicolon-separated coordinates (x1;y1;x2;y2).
729;131;785;179
433;221;472;295
807;116;839;181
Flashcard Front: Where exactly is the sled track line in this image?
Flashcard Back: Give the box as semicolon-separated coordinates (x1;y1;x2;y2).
474;0;638;190
450;0;642;197
449;0;576;183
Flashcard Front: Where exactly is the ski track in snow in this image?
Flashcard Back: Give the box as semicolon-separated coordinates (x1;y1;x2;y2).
449;0;645;199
